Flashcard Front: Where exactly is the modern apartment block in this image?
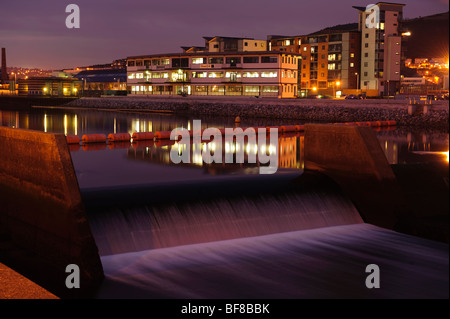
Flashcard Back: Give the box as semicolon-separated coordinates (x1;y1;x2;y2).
268;28;361;97
354;2;405;96
127;51;299;98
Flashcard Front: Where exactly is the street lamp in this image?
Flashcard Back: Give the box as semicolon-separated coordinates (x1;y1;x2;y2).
355;72;360;95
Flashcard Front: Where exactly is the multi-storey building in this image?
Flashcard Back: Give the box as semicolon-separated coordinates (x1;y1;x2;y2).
354;2;405;96
126;51;299;98
268;27;361;97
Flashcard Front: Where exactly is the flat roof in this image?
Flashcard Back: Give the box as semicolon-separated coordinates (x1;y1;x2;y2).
127;51;302;59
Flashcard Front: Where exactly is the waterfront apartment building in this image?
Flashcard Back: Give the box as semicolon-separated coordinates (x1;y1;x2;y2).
354;2;405;96
268;28;361;97
126;51;300;98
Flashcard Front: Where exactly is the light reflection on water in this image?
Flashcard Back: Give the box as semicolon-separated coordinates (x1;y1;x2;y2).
1;107;448;188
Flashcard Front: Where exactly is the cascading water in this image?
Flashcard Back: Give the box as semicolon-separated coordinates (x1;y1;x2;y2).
81;172;448;299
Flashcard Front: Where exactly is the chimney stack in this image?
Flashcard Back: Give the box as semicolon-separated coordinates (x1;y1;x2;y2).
1;48;8;84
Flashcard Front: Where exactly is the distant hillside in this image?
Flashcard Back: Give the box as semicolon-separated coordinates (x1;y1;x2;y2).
402;11;449;60
309;23;359;35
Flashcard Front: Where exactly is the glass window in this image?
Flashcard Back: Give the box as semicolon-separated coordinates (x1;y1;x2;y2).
152;73;161;79
261;56;278;63
208;72;224;78
192;57;206;64
243;72;259;78
262;86;278;93
244;86;260;93
192;72;207;78
128;60;135;67
261;71;277;78
152;59;160;66
243;56;259;63
208;57;224;64
136;60;143;67
161;59;170;65
225;57;241;64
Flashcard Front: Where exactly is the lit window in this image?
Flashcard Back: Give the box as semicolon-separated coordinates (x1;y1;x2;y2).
261;71;277;78
243;72;259;78
192;58;205;64
350;53;355;58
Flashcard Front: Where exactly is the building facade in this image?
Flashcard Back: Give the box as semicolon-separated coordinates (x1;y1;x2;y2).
17;77;81;96
268;29;361;97
127;51;300;98
354;2;405;96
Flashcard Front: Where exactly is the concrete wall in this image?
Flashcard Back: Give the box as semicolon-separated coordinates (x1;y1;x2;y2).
0;126;103;298
303;124;411;229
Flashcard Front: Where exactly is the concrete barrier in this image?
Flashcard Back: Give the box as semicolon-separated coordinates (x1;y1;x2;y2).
0;127;103;298
303;124;411;229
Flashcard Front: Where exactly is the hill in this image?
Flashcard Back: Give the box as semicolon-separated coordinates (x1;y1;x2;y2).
402;11;449;60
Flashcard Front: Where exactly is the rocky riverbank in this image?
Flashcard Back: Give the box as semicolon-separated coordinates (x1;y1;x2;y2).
64;96;449;131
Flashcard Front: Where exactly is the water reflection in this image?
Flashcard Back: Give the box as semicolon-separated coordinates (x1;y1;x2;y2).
0;107;448;187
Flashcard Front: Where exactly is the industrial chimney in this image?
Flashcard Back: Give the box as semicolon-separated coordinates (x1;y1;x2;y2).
1;48;8;84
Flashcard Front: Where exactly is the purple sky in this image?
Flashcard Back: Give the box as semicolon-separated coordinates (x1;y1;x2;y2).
0;0;448;70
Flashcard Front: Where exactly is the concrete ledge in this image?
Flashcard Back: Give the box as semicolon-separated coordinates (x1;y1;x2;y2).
304;124;412;229
0;127;103;298
0;262;58;299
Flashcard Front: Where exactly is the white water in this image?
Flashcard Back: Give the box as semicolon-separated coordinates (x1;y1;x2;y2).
96;223;448;299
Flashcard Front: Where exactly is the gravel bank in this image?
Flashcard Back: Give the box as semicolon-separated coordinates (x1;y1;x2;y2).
65;96;449;131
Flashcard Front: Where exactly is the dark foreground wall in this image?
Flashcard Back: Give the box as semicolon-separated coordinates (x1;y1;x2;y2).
303;124;412;230
0;126;103;298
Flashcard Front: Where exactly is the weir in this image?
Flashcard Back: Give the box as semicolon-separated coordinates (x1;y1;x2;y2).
0;123;448;299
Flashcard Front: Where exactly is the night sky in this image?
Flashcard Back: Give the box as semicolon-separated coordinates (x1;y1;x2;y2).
0;0;448;69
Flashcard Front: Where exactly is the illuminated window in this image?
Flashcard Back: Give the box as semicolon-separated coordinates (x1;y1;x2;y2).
243;72;259;78
128;73;135;79
192;58;205;64
262;86;279;93
208;72;224;78
350;53;355;58
261;72;277;78
350;63;354;67
245;86;260;93
161;59;170;65
193;72;208;78
152;73;161;79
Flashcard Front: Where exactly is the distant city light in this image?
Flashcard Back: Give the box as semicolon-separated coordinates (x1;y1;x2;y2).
402;31;412;36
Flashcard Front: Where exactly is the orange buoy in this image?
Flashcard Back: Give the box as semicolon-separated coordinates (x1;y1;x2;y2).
154;131;173;140
66;135;80;144
81;134;107;144
108;133;131;143
132;132;154;141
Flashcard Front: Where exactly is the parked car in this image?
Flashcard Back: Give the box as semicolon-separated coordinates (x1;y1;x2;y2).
345;94;358;100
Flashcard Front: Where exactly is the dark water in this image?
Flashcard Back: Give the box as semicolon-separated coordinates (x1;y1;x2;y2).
1;107;448;189
1;106;448;299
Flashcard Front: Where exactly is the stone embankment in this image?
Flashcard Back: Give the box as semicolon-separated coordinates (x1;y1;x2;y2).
65;96;449;131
